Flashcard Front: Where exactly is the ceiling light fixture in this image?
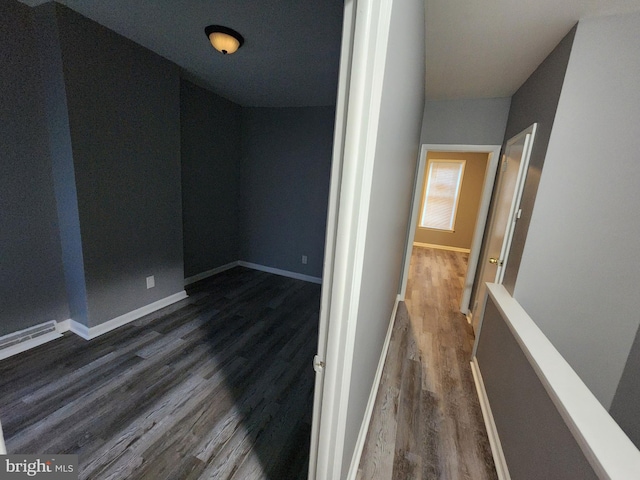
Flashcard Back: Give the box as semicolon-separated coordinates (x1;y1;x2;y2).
204;25;244;55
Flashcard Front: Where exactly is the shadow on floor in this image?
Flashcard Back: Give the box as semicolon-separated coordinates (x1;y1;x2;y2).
0;267;320;479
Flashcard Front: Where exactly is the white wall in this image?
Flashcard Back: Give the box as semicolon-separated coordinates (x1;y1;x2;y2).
513;11;640;408
420;97;511;145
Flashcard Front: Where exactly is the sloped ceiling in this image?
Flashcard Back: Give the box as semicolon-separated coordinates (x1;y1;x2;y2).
20;0;640;105
425;0;640;99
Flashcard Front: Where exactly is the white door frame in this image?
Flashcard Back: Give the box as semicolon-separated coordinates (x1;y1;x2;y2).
310;0;396;478
307;0;357;478
399;144;502;315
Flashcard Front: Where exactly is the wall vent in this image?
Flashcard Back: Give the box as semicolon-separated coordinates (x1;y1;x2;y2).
0;321;60;358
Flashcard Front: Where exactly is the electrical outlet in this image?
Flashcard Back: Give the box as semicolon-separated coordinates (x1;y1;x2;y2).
301;255;308;265
146;275;155;289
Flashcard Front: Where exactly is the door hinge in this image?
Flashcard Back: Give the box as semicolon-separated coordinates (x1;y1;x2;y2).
313;355;325;373
501;157;509;171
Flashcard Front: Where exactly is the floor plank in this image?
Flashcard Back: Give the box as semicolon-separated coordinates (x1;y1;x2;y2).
358;246;498;480
0;267;319;480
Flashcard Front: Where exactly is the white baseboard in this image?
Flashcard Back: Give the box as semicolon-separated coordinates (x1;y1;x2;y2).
3;260;315;357
56;319;71;333
470;357;511;480
346;295;401;480
3;261;315;359
238;261;322;284
69;291;189;340
185;261;323;286
413;242;471;253
184;261;240;286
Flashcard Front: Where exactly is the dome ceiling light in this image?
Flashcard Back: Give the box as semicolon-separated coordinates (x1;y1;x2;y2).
204;25;244;55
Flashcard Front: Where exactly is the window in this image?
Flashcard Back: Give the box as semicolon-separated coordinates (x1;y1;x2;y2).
420;159;465;231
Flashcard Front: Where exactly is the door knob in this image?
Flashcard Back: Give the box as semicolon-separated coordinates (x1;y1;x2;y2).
489;257;500;265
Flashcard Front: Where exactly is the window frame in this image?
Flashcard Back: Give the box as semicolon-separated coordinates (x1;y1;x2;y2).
418;159;466;232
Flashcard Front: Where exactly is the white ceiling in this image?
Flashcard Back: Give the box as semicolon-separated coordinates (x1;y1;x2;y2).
21;0;640;105
425;0;640;100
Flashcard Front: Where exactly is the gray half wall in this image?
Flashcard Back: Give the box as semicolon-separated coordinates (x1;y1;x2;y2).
475;297;598;480
239;107;335;278
0;0;69;336
55;5;184;327
181;79;242;278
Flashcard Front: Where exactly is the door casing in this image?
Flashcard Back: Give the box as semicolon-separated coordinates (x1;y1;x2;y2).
307;1;356;478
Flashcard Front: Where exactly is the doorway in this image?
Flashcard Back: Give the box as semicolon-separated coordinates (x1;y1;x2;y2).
400;144;502;315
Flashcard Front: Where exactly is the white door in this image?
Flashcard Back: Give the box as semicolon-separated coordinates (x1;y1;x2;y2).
471;124;537;334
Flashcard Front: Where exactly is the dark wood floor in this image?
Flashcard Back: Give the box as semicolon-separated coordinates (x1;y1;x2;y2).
357;246;497;480
0;267;320;480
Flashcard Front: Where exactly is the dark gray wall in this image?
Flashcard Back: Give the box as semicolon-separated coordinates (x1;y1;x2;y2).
500;26;576;293
181;80;242;278
0;0;69;336
56;5;184;327
476;297;598;480
420;97;511;146
239;107;334;278
611;323;640;448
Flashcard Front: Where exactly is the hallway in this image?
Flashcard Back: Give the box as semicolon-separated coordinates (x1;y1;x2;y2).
357;246;497;479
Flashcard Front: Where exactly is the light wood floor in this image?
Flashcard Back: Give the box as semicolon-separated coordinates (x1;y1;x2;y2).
0;267;320;480
357;246;497;480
